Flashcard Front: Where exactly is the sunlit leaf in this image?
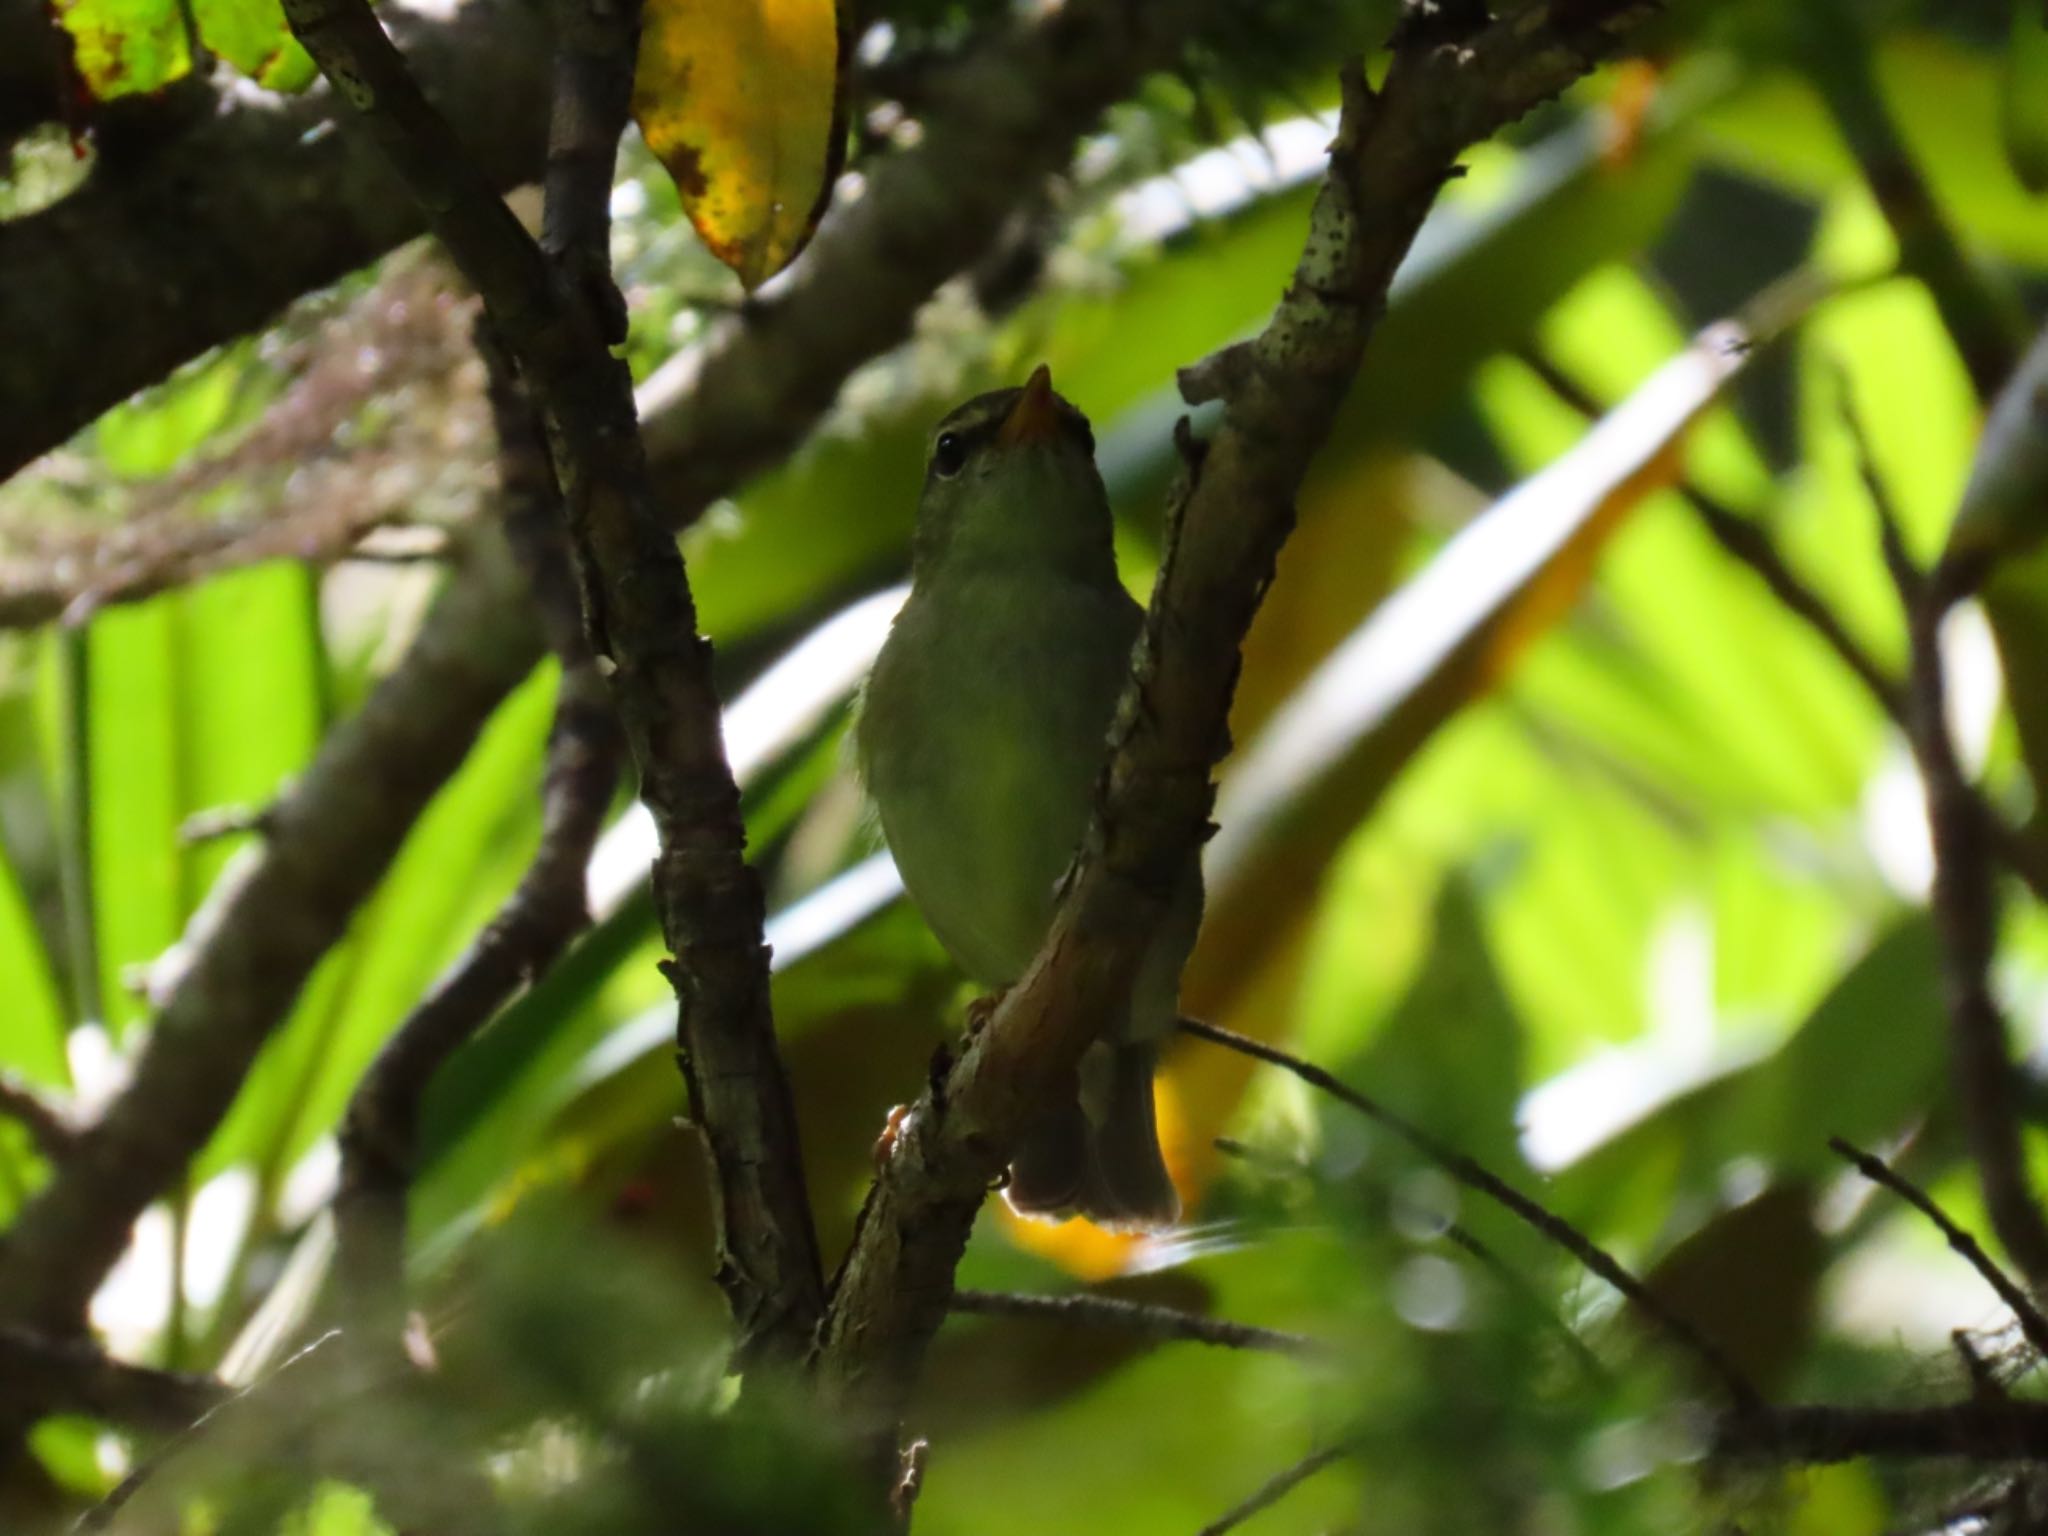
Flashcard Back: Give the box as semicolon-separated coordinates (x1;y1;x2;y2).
86;596;186;1037
1556;918;1944;1247
52;0;189;101
631;0;846;289
1701;32;2048;268
284;1484;396;1536
0;839;66;1084
204;663;556;1186
1192;311;1755;1022
194;0;315;92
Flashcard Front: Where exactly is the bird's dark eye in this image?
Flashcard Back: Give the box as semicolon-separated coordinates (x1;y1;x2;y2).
931;432;967;479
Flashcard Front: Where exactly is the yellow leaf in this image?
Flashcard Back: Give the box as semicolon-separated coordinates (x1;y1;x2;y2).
632;0;846;289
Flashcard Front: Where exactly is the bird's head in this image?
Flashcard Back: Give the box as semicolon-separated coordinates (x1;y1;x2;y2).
911;365;1112;579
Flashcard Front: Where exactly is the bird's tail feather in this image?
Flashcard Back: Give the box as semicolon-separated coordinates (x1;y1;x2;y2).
1006;1041;1179;1233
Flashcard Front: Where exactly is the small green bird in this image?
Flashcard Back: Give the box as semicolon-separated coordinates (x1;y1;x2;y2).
858;365;1197;1231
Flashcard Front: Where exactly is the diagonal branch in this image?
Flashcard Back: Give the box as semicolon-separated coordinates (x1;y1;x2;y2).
0;1074;76;1164
0;530;542;1338
0;0;1225;1412
1829;1137;2048;1363
1180;1018;1762;1411
1715;1399;2048;1464
1905;561;2048;1289
948;1290;1324;1358
1794;0;2027;405
813;0;1667;1468
0;1326;223;1435
0;0;553;483
332;330;622;1349
278;0;832;1359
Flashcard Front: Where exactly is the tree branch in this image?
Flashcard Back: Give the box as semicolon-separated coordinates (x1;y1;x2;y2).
0;1075;76;1164
0;1326;222;1435
1193;1443;1349;1536
1795;0;2028;404
813;0;1668;1467
278;0;835;1360
1178;1017;1763;1412
1829;1137;2048;1363
0;0;72;154
0;530;541;1337
1716;1400;2048;1464
332;330;622;1349
0;0;1210;1416
948;1289;1324;1358
1905;563;2048;1289
0;0;553;482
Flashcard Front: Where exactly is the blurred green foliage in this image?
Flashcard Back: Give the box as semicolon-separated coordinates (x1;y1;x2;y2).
9;1;2048;1533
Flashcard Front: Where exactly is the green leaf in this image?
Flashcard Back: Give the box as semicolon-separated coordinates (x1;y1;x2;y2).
96;348;250;478
50;0;311;99
1557;918;1945;1244
86;596;186;1036
1193;288;1754;1033
1351;880;1530;1183
84;564;323;1039
0;837;67;1084
284;1483;396;1536
194;0;315;91
1700;31;2048;267
52;0;189;100
2003;0;2048;193
203;662;557;1187
1728;917;1944;1175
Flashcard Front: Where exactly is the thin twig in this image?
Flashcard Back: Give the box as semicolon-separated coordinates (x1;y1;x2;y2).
1211;1135;1609;1384
1194;1443;1350;1536
1830;1137;2048;1364
1177;1017;1764;1412
1899;551;2048;1288
70;1330;339;1535
949;1289;1324;1358
1833;362;1927;609
279;0;830;1364
332;334;622;1351
1796;0;2026;404
0;1074;76;1162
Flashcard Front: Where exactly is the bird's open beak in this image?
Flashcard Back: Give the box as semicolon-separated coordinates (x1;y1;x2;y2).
997;364;1060;448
